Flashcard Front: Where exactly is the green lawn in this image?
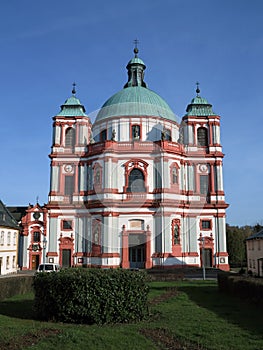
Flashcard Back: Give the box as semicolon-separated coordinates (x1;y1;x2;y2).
0;280;262;350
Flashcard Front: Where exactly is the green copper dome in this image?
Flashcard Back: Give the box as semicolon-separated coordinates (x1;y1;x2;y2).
95;48;176;123
185;86;216;116
96;86;176;122
57;94;87;117
127;56;146;67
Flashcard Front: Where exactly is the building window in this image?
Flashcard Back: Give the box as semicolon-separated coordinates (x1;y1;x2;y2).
100;129;107;141
62;220;73;230
13;232;17;245
0;231;4;245
12;256;16;269
6;256;10;269
200;175;209;195
65;127;75;147
127;168;145;192
197;127;208;146
64;175;74;196
33;232;40;242
132;125;140;140
201;220;212;230
7;232;11;245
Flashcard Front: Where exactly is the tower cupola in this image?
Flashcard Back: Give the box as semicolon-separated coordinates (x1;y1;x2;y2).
124;47;147;88
185;83;216;116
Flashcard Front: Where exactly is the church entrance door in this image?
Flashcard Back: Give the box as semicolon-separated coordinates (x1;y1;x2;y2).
203;248;212;268
129;244;146;269
62;249;71;268
32;255;39;270
129;234;146;269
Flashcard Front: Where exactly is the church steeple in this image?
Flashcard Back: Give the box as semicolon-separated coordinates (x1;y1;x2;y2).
124;44;147;88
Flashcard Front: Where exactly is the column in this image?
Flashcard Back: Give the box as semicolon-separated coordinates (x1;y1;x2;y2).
121;225;129;268
145;225;152;269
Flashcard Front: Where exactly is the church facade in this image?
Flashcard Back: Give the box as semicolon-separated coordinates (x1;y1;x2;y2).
45;48;229;270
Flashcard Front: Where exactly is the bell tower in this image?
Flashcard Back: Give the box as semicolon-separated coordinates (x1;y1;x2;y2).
49;85;92;205
181;83;229;270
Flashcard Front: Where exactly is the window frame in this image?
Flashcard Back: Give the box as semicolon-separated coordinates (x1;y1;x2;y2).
200;219;212;230
62;220;73;230
197;127;208;147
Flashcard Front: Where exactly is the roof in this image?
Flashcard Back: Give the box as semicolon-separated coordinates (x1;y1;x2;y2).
7;206;27;222
95;86;177;122
185;94;216;116
95;49;176;123
127;56;146;67
246;229;263;240
56;95;88;117
0;201;19;229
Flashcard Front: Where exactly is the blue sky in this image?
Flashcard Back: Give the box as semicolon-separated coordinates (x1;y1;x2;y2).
0;0;262;226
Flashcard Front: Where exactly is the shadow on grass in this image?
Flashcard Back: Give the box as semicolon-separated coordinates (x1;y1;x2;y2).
178;284;263;337
0;298;36;320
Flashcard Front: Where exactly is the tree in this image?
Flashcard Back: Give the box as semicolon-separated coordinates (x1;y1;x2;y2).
226;224;252;267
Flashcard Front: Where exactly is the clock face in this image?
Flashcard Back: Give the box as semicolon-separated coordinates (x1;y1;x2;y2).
199;164;208;173
33;211;40;220
64;164;73;173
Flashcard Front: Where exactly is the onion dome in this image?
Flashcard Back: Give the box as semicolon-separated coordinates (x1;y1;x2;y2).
185;83;216;116
57;83;87;117
95;48;176;122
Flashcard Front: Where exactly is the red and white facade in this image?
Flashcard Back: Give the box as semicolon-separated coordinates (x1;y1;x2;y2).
20;204;47;270
45;50;229;270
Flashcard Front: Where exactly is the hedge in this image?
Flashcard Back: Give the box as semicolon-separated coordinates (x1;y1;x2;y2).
33;268;149;324
0;276;33;301
217;272;263;307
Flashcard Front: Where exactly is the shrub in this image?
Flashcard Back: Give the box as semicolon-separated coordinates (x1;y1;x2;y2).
0;276;33;301
33;268;149;324
218;272;263;307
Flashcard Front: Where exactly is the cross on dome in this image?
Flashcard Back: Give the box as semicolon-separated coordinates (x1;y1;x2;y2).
196;81;200;96
72;82;76;95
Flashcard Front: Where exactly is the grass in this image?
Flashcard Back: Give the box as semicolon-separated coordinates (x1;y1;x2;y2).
0;281;262;350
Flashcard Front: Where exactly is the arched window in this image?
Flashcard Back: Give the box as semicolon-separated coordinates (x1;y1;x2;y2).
132;125;140;140
197;127;208;146
127;169;145;192
100;129;107;141
200;175;209;195
65;127;75;147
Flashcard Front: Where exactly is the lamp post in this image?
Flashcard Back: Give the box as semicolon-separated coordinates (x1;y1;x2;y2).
199;237;206;280
43;236;47;269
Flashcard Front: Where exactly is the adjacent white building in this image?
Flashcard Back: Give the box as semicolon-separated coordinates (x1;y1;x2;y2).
0;200;19;275
46;48;229;270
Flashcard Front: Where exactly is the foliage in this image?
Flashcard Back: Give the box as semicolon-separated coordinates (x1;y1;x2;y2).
218;272;263;307
1;281;263;350
0;276;33;301
226;224;252;266
33;268;149;324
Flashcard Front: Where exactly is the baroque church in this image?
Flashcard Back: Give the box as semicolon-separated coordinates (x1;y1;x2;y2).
19;47;229;271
